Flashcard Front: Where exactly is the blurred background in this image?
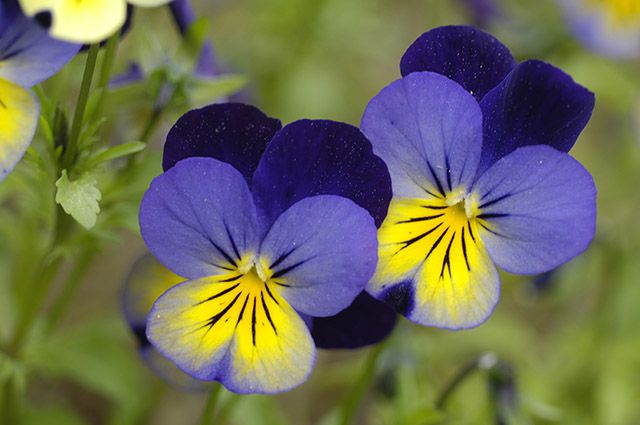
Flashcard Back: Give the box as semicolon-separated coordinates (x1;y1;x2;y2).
1;0;640;424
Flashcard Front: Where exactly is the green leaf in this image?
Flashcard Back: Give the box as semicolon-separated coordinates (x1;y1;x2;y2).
88;142;146;167
55;170;102;230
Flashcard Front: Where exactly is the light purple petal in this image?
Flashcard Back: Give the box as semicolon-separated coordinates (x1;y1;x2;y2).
139;157;259;279
259;195;378;317
361;71;483;199
472;145;596;274
0;0;79;87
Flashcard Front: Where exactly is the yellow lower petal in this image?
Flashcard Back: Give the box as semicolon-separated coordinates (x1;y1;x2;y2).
147;266;314;394
368;195;500;329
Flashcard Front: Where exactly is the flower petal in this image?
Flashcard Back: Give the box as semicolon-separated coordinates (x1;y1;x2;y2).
252;119;392;230
122;254;185;329
163;103;282;184
0;0;79;87
0;79;38;181
139;157;259;280
259;195;378;317
147;273;315;394
311;292;397;349
400;25;516;101
478;60;595;174
18;0;126;44
367;196;500;329
361;72;483;200
472;145;597;274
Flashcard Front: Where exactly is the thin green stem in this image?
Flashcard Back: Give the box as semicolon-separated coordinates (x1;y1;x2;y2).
338;342;386;425
64;43;99;169
198;384;223;425
214;391;240;425
0;376;20;424
435;359;480;410
9;253;63;353
46;246;98;332
91;34;119;121
435;353;499;410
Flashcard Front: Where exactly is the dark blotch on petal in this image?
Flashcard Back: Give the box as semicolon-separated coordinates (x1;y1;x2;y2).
311;292;397;349
400;25;516;101
381;281;415;317
163;103;282;184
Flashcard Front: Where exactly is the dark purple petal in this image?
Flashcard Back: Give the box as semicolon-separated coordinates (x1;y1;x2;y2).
163;103;282;184
361;72;483;199
478;60;595;174
311;292;396;349
139;157;259;279
252;119;392;230
473;145;596;274
0;0;79;87
260;195;378;317
400;25;516;101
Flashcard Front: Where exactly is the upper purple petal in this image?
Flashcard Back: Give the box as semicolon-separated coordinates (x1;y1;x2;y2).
251;119;392;230
0;0;79;87
400;25;516;101
473;145;597;274
361;72;483;199
478;60;595;174
139;157;259;279
163;103;282;184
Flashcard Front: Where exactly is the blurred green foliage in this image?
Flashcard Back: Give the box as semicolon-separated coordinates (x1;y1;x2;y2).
1;0;640;424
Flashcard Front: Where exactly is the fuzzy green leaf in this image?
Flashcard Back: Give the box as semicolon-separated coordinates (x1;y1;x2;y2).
55;170;102;230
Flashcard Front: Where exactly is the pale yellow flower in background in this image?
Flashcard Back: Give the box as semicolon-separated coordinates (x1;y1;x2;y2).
18;0;173;44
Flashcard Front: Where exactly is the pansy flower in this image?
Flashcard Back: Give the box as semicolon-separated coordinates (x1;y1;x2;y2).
17;0;173;44
558;0;640;58
0;0;78;181
140;103;394;393
361;26;597;329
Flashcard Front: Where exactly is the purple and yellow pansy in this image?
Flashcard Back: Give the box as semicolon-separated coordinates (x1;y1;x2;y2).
559;0;640;58
361;26;597;329
139;103;395;393
0;0;78;181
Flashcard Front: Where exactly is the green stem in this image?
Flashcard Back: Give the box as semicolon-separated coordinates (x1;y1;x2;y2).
338;342;386;425
198;384;223;425
64;43;99;170
91;34;119;122
214;391;240;425
9;253;63;353
0;376;20;424
46;247;98;332
435;353;499;410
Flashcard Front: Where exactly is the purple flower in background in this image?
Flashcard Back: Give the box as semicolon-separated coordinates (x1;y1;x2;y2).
122;254;212;391
0;0;78;181
139;103;393;393
361;26;597;329
558;0;640;58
